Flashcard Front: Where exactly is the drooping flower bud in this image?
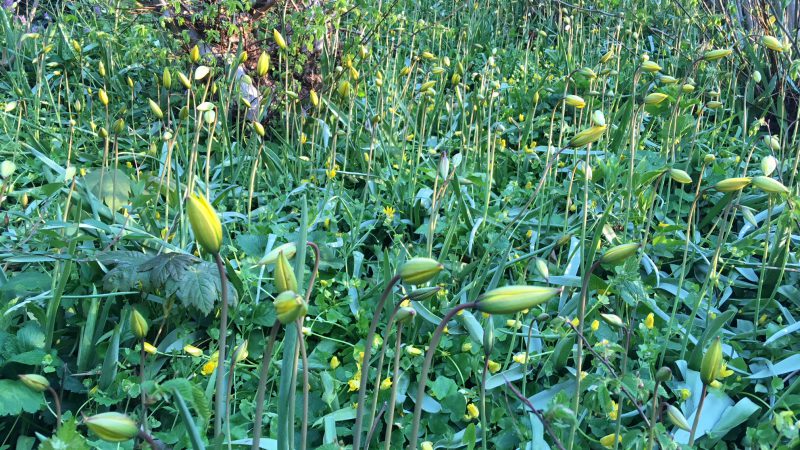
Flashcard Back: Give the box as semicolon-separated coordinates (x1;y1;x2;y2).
567;125;607;148
591;110;605;126
148;99;163;119
183;345;203;357
764;135;781;152
177;71;191;89
406;286;441;302
98;89;109;106
644;92;668;105
761;35;783;52
130;308;149;339
275;251;298;293
665;404;691;431
599;313;624;328
186;192;223;254
714;177;751;192
752;176;789;194
655;366;673;382
641;61;661;72
761;155;778;176
700;337;723;385
84;412;139;442
274;291;308;325
475;286;561;315
395;307;416;323
399;258;444;285
600;243;640;266
564;94;586;108
703;48;732;61
19;374;49;392
668;168;692;184
233;340;249;362
257;242;297;266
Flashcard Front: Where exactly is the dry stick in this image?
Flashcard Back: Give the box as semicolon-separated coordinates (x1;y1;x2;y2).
503;379;567;450
383;323;404;450
252;324;280;450
213;252;230;439
352;274;402;449
408;302;477;450
567;322;651;428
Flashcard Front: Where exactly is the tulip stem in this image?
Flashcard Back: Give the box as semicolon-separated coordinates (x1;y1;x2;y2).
140;343;148;434
480;354;489;450
352;273;402;450
252;324;280;450
213;251;230;440
383;322;404;450
409;302;477;450
46;385;61;428
365;303;403;450
297;320;310;450
567;259;602;450
688;384;708;446
137;430;159;450
646;380;661;450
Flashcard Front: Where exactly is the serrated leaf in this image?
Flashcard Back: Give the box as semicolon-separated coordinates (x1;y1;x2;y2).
143;253;197;288
0;379;44;416
175;264;219;315
40;418;90;450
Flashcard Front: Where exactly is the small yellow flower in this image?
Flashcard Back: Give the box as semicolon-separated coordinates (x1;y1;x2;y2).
461;342;473;352
330;356;340;369
383;206;396;221
183;345;203;357
679;388;691;400
348;378;360;392
608;400;619;420
380;377;392;391
487;360;501;373
644;313;655;330
465;403;479;420
506;319;522;329
591;319;600;332
421;442;434;450
710;380;722;389
143;342;157;355
600;433;621;448
201;359;218;376
513;352;529;365
570;317;580;327
719;361;734;378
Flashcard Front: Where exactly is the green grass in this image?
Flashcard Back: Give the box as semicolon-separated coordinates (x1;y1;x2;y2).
1;0;799;449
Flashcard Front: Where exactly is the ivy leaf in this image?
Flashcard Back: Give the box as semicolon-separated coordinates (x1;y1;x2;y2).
0;379;44;416
40;418;90;450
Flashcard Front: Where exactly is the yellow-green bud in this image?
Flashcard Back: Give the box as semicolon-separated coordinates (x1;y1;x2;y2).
600;48;614;63
714;177;751;192
163;68;172;89
655;366;672;382
761;155;778;176
186;192;223;254
84;412;139;442
641;60;661;72
275;251;298;293
98;61;106;78
591;110;606;126
665;404;691;431
130;308;148;339
644;92;668;105
668;168;692;184
600;243;640;266
274;29;287;50
577;67;597;79
274;291;307;325
148;99;163;119
99;127;108;138
599;313;624;328
568;125;607;148
564;94;586;108
764;135;781;152
703;49;732;61
179;105;189;120
682;83;695;93
475;285;561;315
257;51;270;77
337;80;352;98
98;89;109;106
761;35;783;52
703;154;716;164
19;374;49;392
399;257;444;285
706;100;723;109
233;340;249;362
752;176;789;194
253;121;265;137
112;118;125;135
183;345;203;357
753;70;762;83
700;337;723;384
406;286;441;302
395;307;416;323
190;45;200;62
310;90;319;107
256;242;297;266
178;71;191;89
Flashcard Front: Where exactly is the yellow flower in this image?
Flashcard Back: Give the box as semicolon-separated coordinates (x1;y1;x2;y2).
506;319;522;329
143;342;157;355
383;206;396;221
380;377;392;391
487;360;501;373
406;346;423;356
330;356;340;369
461;342;473;352
719;361;734;378
679;388;691;400
644;313;655;330
591;320;600;332
201;359;218;376
465;403;479;420
600;433;621;448
513;352;529;365
608;400;619;420
348;377;360;392
570;317;580;327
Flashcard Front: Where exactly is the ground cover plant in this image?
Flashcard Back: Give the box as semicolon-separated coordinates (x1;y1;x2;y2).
1;0;800;448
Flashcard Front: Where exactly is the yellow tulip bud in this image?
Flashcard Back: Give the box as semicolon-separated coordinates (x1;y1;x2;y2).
600;243;640;266
148;99;164;119
186;192;222;254
274;291;308;325
275;251;298;293
475;285;561;315
162;68;172;89
644;92;668;105
599;313;624;328
399;257;444;285
568;125;606;148
668;168;692;184
701;337;723;384
752;176;789;194
257;51;270;77
564;94;586;108
19;374;50;392
703;48;732;61
641;61;661;72
183;345;203;357
177;71;191;89
84;412;139;442
761;35;783;52
761;155;778;176
190;45;200;63
714;177;751;192
130;308;149;339
143;342;157;354
274;29;287;50
233;340;249;362
600;48;614;63
666;404;691;431
98;89;109;106
600;433;621;448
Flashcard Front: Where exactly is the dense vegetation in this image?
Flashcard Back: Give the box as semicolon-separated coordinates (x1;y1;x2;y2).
1;0;799;449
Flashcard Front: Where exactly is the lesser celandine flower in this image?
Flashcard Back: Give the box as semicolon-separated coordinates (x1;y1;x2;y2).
700;337;723;385
714;177;751;192
380;377;392;390
330;356;340;369
465;403;479;420
187;192;222;254
644;313;655;329
487;360;501;373
399;257;443;285
84;412;139;442
19;374;49;392
590;319;600;332
475;286;561;315
761;35;783;52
